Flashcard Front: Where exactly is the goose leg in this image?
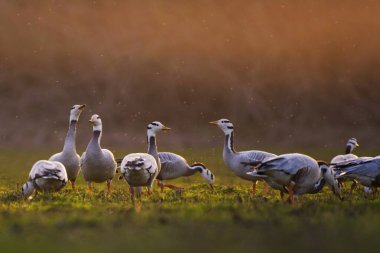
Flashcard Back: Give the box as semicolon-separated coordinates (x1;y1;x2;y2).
107;179;111;194
287;181;296;204
157;180;164;193
280;191;285;201
87;181;92;193
350;181;357;195
262;182;270;195
252;180;257;196
161;184;184;192
71;181;76;190
129;186;135;200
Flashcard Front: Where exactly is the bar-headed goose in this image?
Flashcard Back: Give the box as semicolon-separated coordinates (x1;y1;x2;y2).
157;152;215;192
119;121;170;198
21;160;68;198
248;153;342;203
331;138;359;164
209;118;277;195
81;114;117;193
49;104;85;190
330;138;360;193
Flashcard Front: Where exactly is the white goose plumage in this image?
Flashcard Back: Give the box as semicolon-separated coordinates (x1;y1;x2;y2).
248;153;341;203
157;152;215;191
22;160;68;197
120;121;170;198
210;118;279;195
330;137;360;193
49;104;85;190
330;138;359;164
80;114;117;193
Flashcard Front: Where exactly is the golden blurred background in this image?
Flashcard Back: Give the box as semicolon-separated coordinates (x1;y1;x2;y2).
0;1;379;151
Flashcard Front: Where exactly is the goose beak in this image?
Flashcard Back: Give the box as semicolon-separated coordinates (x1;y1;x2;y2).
79;104;86;110
356;143;360;147
209;121;218;125
89;120;95;125
162;126;171;132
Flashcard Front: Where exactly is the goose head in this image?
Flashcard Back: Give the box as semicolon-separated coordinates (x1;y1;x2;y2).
147;121;171;136
21;181;35;198
345;138;359;154
191;163;215;186
89;114;102;131
69;104;86;122
209;118;234;135
318;161;342;200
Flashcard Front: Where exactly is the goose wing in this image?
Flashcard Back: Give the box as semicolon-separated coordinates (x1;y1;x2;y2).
336;157;380;179
330;154;358;164
121;153;158;187
257;153;316;175
239;150;276;166
158;152;188;179
30;160;68;182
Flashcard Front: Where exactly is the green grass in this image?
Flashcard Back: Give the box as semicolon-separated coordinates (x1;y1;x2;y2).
1;149;380;253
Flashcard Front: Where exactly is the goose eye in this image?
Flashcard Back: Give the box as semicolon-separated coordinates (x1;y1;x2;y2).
97;116;100;119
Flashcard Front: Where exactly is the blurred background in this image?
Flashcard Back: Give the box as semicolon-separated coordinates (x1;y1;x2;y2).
0;0;379;152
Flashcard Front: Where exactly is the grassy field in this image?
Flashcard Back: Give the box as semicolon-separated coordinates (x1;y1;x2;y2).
1;148;380;253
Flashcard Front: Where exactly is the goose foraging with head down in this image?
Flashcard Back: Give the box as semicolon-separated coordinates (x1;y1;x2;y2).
248;153;342;203
119;121;170;198
22;160;68;198
49;104;85;190
156;152;215;192
209;118;278;195
80;114;117;193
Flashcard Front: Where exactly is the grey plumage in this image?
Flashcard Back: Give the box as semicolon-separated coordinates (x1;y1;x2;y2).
22;160;68;197
210;119;280;194
249;153;340;198
81;114;117;192
157;152;215;184
120;121;170;197
334;156;380;187
49;104;85;188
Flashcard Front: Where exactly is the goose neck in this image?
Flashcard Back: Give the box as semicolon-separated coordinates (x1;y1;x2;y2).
224;132;236;154
62;120;77;153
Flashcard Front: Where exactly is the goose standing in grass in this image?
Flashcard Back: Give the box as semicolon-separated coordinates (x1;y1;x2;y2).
247;153;342;203
119;121;170;198
21;160;68;198
209;118;277;195
333;156;380;194
331;138;359;164
49;104;86;190
81;114;117;193
330;138;360;193
156;152;215;192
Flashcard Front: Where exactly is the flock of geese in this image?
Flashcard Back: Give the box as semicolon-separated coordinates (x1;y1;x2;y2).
21;105;380;203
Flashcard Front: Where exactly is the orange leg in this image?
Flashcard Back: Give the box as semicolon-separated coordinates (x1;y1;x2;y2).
87;182;92;193
157;180;183;192
252;180;257;196
287;181;296;204
71;181;76;190
262;182;270;195
157;180;164;193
